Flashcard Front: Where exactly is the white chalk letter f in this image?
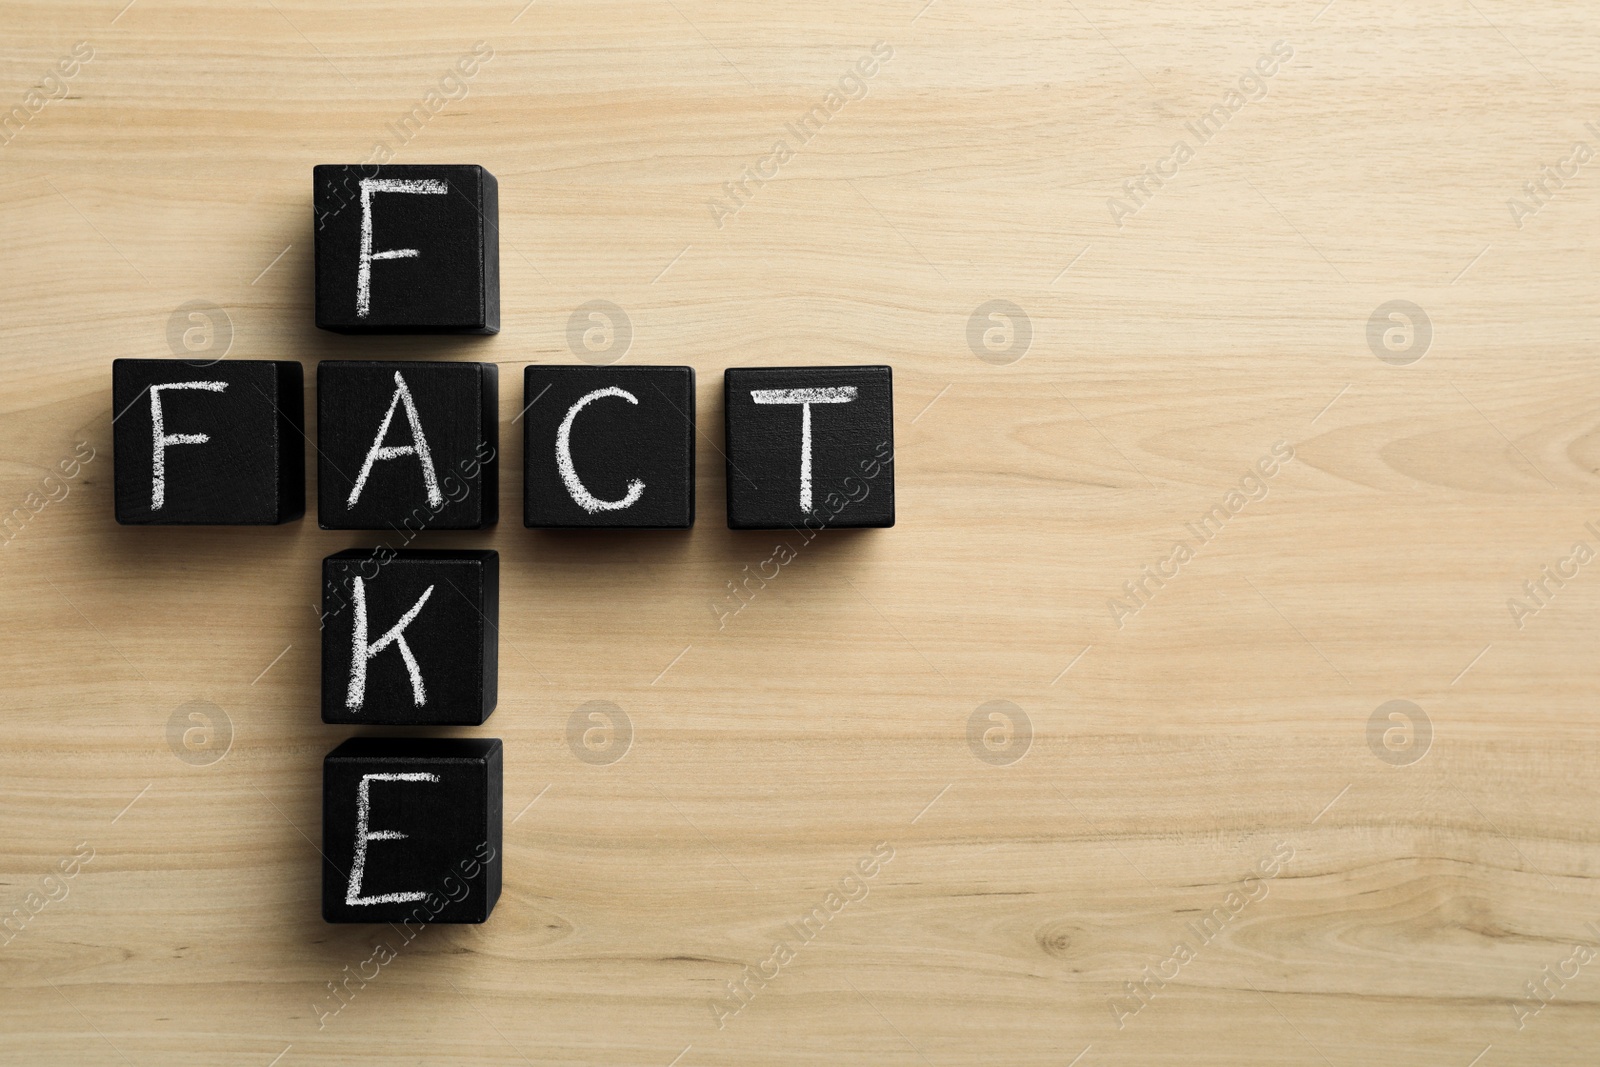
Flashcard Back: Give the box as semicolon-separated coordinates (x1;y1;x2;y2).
357;177;448;318
149;380;228;510
751;387;857;511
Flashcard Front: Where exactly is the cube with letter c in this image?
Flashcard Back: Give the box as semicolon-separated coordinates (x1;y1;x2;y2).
522;365;695;528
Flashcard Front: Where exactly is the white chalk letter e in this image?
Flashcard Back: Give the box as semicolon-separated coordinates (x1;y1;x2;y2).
345;772;440;906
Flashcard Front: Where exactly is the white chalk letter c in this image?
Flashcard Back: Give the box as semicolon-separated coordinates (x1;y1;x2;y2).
556;387;646;514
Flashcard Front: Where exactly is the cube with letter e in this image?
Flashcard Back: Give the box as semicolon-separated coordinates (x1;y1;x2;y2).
322;737;502;924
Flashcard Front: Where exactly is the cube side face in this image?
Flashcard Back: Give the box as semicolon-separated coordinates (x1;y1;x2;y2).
480;170;500;334
724;366;895;529
479;551;500;721
476;362;500;527
112;359;303;525
316;361;497;530
521;366;696;529
322;738;503;924
273;361;308;521
320;550;497;725
482;741;503;916
313;164;497;334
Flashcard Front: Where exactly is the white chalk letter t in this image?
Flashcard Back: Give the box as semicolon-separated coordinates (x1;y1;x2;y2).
750;386;857;511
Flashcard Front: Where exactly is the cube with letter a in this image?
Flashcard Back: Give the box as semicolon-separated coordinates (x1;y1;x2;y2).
317;360;498;531
322;737;502;925
112;358;304;525
723;366;895;529
313;164;499;334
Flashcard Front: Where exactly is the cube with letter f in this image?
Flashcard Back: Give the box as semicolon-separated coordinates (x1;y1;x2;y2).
112;358;304;525
313;164;500;333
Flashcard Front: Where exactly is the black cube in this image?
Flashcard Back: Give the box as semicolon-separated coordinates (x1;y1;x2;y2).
322;737;502;924
317;360;498;531
321;549;498;726
313;164;499;334
112;358;303;525
522;365;696;529
723;366;895;529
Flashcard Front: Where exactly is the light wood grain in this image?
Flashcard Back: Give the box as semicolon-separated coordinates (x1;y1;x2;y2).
3;0;1599;1063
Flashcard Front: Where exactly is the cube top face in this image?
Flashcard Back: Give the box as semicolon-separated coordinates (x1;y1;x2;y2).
322;549;498;725
723;366;895;529
313;164;499;334
522;365;696;529
317;360;498;530
322;737;503;924
112;358;304;526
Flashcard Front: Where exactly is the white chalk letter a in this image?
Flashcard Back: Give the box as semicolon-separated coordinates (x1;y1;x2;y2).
557;387;646;513
349;371;443;509
750;386;857;511
347;576;435;710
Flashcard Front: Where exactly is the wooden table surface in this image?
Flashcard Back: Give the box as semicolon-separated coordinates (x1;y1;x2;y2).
3;1;1598;1063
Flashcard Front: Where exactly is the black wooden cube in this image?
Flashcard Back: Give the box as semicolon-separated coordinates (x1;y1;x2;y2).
317;360;498;531
723;366;895;529
322;549;497;725
313;164;499;333
112;358;303;525
522;365;695;529
322;737;502;924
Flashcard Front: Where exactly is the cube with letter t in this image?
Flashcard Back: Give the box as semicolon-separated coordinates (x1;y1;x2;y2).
321;549;498;725
723;366;895;529
322;737;502;924
522;365;696;528
313;164;499;333
317;360;498;530
112;358;304;525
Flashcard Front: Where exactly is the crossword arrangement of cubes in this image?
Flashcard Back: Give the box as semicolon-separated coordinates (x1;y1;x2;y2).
112;164;894;925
